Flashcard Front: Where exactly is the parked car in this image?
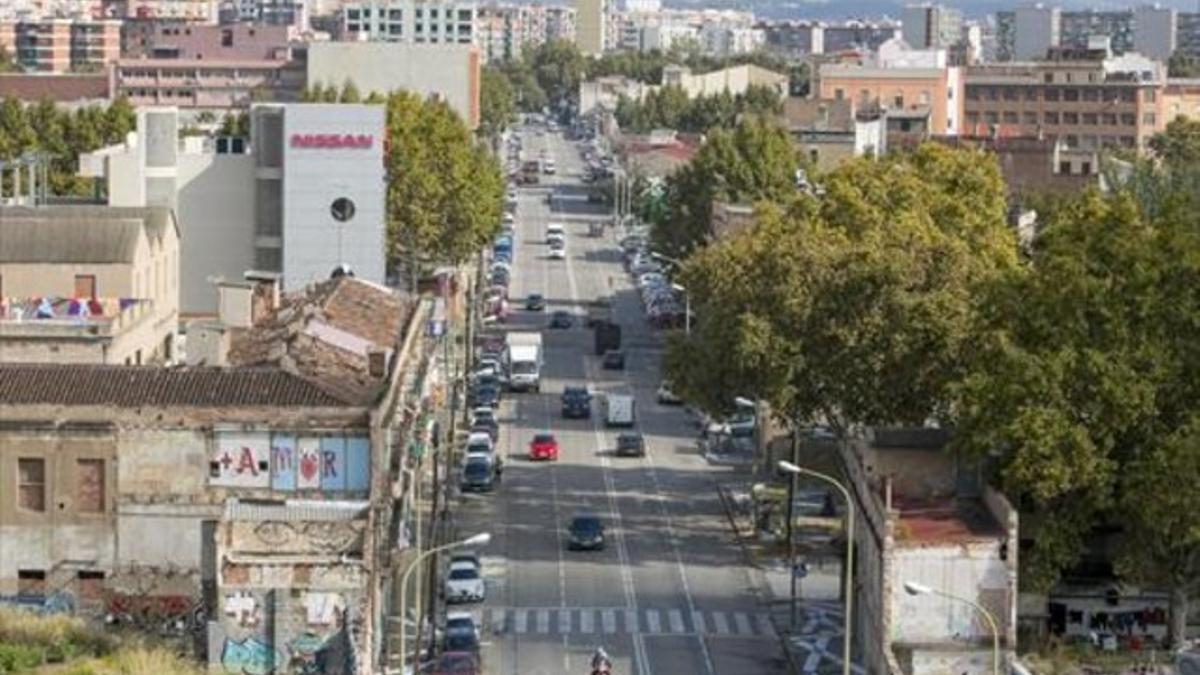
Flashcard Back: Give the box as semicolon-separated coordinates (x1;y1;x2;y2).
615;432;645;458
567;513;606;551
433;651;479;675
602;349;625;370
444;561;485;603
460;455;496;492
465;432;503;475
528;432;560;461
469;383;500;408
656;381;683;405
526;293;546;311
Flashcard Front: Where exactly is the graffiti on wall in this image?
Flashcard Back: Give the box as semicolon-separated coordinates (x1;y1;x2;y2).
221;637;275;675
105;593;206;635
223;591;261;627
248;521;363;553
210;432;370;493
0;592;75;615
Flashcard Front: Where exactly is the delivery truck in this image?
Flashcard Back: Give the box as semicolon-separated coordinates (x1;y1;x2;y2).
506;332;544;392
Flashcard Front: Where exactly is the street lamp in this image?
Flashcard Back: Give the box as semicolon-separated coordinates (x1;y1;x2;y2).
903;581;1000;675
778;460;855;675
649;251;682;267
671;283;690;335
398;532;491;671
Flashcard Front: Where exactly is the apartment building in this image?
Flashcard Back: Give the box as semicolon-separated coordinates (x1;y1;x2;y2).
111;57;305;109
121;20;294;60
0;206;180;365
1059;10;1134;54
474;3;575;62
336;0;475;45
575;0;605;55
903;3;962;50
818;38;963;135
0;18;120;74
104;0;217;20
964;50;1166;153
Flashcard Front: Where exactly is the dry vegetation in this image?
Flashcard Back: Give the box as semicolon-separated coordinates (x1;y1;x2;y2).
0;608;200;674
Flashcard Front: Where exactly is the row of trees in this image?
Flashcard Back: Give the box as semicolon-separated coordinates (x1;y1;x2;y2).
613;83;783;134
0;97;136;195
663;120;1200;644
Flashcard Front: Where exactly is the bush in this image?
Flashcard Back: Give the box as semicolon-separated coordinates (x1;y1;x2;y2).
0;642;42;672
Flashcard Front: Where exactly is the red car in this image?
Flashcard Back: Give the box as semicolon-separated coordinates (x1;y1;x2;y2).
528;432;560;461
433;651;479;675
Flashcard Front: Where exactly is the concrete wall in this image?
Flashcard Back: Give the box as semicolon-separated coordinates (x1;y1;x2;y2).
176;152;257;315
890;542;1011;644
306;42;480;129
862;447;957;499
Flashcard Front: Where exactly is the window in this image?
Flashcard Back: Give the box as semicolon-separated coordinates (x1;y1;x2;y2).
1059;161;1072;174
1063;112;1079;125
893;94;904;108
833;88;844;100
1002;87;1018;101
1064;134;1079;148
1044;72;1054;83
1003;111;1018;124
984;111;999;124
1121;113;1137;125
1102;113;1117;125
1082;113;1098;125
1044;88;1059;101
17;570;45;598
17;458;46;512
1121;90;1136;103
1144;89;1157;103
1081;88;1099;102
1063;89;1079;102
965;111;979;125
809;148;819;164
966;87;980;101
221;29;232;47
76;571;104;601
76;459;105;513
74;274;96;299
1023;112;1039;125
1023;88;1039;101
919;90;930;105
1144;112;1157;126
1081;161;1092;174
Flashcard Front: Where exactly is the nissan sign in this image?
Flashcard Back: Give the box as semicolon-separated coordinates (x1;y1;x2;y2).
290;133;374;150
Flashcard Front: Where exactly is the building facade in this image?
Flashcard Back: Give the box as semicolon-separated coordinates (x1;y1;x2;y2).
1013;4;1059;62
0;18;120;74
902;3;962;50
964;51;1166;152
575;0;605;55
110;57;306;109
79;105;386;316
121;21;294;61
1133;5;1176;62
0;206;180;365
306;41;480;128
336;0;475;45
1060;10;1134;55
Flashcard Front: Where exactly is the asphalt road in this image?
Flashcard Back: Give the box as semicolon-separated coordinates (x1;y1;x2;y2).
453;128;786;675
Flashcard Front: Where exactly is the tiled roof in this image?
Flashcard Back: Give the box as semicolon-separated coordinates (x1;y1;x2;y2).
225;499;370;522
0;364;355;408
0;74;109;102
0;206;176;264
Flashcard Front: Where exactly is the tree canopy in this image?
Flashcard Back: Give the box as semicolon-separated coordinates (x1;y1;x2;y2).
480;65;517;138
614;83;783;134
1148;115;1200;167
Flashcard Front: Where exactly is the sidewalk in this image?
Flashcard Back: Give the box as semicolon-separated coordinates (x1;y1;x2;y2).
718;481;864;675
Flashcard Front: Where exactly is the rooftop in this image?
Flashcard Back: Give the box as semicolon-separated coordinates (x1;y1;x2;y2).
893;496;1005;544
0;205;176;264
0;73;109;102
0;364;352;408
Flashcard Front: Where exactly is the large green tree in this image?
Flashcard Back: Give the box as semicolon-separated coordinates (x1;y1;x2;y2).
651;118;799;257
384;92;502;273
1149;115;1200;167
666;144;1017;427
480;65;516;139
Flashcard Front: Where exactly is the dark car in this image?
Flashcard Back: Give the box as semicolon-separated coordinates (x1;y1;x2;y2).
549;311;572;329
568;514;606;551
469;384;501;408
561;386;591;418
460;456;496;492
470;421;498;442
615;432;645;457
602;349;625;370
433;651;479;675
526;293;546;311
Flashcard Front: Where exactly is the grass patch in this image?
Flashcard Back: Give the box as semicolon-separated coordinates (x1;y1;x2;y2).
0;608;200;674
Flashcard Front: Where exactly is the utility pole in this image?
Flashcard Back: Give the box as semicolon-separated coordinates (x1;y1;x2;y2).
787;423;799;630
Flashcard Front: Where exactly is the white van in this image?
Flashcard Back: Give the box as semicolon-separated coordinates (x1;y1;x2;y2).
603;394;636;427
546;223;565;242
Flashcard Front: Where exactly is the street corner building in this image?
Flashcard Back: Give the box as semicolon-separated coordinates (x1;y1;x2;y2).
0;274;447;674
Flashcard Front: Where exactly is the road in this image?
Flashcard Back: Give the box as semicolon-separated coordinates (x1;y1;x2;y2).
453;128;787;675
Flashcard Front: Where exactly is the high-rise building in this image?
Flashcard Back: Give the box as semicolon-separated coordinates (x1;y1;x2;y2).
1177;12;1200;58
337;0;476;45
1134;5;1176;62
1012;3;1059;61
1060;10;1134;54
473;3;575;62
575;0;605;55
0;18;120;74
903;3;962;50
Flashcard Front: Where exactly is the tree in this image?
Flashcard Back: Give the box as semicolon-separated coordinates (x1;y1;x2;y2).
320;82;339;103
528;39;585;112
1148;115;1200;167
195;110;217;125
0;45;18;73
480;65;516;139
219;111;250;137
365;91;387;105
665;144;1018;427
339;78;362;103
652;118;800;257
1168;49;1200;78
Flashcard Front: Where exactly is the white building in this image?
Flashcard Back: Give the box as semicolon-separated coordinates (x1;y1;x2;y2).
700;23;765;56
1134;5;1176;62
338;0;476;44
575;0;606;55
1013;4;1059;61
80;105;386;316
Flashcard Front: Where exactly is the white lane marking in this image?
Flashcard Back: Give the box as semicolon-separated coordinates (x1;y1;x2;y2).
757;613;776;637
515;610;528;634
691;610;707;635
602;609;617;634
564;211;649;675
645;609;661;633
558;608;572;634
624;608;639;633
668;609;685;634
580;609;594;633
712;612;730;635
733;612;753;636
536;609;550;634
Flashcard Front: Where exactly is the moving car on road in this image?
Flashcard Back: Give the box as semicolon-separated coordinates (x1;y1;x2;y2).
528;432;560;461
525;293;546;311
561;386;592;418
549;311;573;329
568;513;606;551
615;432;645;458
460;455;496;492
602;349;625;370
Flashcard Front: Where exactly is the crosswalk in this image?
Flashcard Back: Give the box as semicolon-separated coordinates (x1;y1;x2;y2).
482;606;776;638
